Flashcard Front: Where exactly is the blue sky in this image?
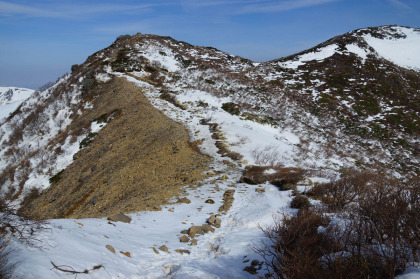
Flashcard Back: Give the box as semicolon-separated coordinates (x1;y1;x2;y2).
0;0;419;89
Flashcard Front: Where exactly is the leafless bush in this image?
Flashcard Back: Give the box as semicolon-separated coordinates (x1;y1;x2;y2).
0;236;16;279
240;165;305;187
307;168;373;211
251;145;281;166
258;172;420;278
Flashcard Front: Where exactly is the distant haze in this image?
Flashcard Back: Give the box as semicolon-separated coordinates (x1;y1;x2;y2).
1;0;420;89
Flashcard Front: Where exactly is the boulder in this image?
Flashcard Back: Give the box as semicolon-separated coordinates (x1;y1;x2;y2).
106;245;115;254
180;235;190;242
107;213;132;223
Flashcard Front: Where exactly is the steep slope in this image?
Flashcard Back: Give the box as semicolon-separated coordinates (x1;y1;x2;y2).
2;25;419;278
2;25;420;217
256;25;420;174
0;87;34;120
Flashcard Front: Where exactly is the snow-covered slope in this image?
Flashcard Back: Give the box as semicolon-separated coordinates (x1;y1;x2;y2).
275;25;420;70
2;26;419;278
0;87;34;121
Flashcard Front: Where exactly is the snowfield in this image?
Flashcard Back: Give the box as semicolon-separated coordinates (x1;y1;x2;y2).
5;25;420;278
0;87;34;121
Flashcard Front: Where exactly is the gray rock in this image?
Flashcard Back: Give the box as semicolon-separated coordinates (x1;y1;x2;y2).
159;245;169;253
107;213;132;223
180;235;190;242
106;245;115;254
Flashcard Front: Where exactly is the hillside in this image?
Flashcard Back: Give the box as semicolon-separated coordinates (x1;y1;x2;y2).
0;87;34;121
0;25;419;278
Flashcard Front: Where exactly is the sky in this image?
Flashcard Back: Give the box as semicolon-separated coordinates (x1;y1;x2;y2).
0;0;419;89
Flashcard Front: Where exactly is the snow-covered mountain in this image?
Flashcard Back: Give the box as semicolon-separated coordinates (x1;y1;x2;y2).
0;87;34;121
0;25;419;278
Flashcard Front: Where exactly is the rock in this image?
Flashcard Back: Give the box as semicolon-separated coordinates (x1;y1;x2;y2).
159;245;169;253
255;188;265;193
214;218;221;228
177;197;191;204
152;247;159;254
106;245;115;254
190;239;198;246
180;235;190;242
91;165;97;171
175;249;190;255
48;195;57;203
90;196;98;206
180;229;188;234
207;215;216;224
120;251;131;258
201;224;215;233
188;226;203;237
107;213;132;223
205;199;215;204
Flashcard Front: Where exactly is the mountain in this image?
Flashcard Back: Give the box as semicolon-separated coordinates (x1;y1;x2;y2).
0;87;34;121
1;25;419;278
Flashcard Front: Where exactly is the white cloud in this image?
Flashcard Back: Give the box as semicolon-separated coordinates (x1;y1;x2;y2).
388;0;410;9
235;0;341;14
0;1;155;19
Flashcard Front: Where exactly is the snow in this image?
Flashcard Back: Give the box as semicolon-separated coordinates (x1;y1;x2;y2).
363;27;420;70
12;171;295;278
0;87;34;121
96;73;111;83
346;43;369;60
279;44;339;69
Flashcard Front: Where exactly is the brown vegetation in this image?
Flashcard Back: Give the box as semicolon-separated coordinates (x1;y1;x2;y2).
19;77;212;219
258;170;420;279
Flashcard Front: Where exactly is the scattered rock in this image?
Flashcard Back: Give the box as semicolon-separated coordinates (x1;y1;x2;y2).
190;239;198;246
218;189;235;212
48;195;57;203
152;247;159;254
120;251;131;258
177;197;191;204
175;249;190;255
255;188;265;193
207;215;216;225
214;218;221;228
107;213;132;223
201;224;215;234
180;229;188;234
159;245;169;253
244;260;263;275
90;196;98;206
187;224;215;237
106;245;115;254
205;199;215;204
188;226;204;237
180;235;190;242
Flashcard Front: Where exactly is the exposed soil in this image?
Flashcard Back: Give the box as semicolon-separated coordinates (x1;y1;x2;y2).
19;77;212;219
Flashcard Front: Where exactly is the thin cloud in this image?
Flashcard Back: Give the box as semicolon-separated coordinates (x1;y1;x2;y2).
235;0;340;14
0;1;155;19
388;0;410;9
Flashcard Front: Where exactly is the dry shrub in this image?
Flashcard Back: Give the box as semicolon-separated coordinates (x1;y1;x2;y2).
0;236;15;279
240;165;305;187
307;168;373;211
159;93;185;110
259;171;420;279
290;195;310;209
257;210;330;279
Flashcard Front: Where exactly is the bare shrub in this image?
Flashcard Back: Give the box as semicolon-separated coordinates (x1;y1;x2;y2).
307;169;373;211
240;165;305;187
256;210;329;279
0;236;16;279
259;172;420;278
251;145;281;166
